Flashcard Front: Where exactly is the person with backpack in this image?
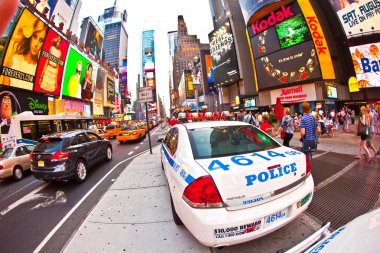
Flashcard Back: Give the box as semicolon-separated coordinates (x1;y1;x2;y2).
243;110;255;125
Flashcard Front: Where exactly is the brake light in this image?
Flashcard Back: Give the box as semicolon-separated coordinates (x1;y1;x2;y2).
29;153;33;161
0;165;3;170
51;150;70;161
183;176;223;208
133;131;137;135
305;154;311;176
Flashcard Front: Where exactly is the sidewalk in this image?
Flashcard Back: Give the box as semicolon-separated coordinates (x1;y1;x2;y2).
62;124;378;252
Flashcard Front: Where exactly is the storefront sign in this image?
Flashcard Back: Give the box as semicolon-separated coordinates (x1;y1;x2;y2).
61;99;85;113
270;83;316;104
298;0;335;79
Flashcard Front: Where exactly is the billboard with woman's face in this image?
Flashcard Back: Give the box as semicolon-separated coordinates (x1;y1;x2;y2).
34;29;69;96
93;68;104;115
0;8;48;90
62;47;95;100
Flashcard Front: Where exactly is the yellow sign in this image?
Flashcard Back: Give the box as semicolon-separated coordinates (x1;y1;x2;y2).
348;76;360;92
298;0;335;80
235;96;240;105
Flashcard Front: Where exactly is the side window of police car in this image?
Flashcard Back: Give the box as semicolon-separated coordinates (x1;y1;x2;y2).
164;128;178;156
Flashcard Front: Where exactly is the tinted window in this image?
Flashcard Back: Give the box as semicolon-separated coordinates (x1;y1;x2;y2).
16;147;25;156
72;133;88;145
187;125;280;159
25;145;35;153
35;138;65;153
87;132;100;141
0;148;13;158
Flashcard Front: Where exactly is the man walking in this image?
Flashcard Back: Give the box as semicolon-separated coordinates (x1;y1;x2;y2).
300;102;321;153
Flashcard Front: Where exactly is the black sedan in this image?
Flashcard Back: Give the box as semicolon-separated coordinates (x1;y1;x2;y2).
31;130;112;183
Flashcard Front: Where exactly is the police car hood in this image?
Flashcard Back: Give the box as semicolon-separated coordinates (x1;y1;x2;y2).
196;146;308;210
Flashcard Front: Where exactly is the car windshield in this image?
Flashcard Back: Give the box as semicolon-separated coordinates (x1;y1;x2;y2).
187;125;280;159
0;148;14;158
121;126;137;130
34;138;64;153
106;126;115;130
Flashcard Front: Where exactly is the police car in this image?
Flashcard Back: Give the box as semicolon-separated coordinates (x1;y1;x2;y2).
159;121;314;247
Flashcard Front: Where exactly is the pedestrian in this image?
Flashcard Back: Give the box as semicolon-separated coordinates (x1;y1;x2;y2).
365;105;378;157
356;106;373;161
236;108;245;122
276;107;294;147
243;110;255;125
300;102;320;152
260;114;273;136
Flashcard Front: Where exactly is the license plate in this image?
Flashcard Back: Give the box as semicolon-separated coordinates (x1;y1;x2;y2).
297;193;312;208
264;209;287;227
38;160;44;167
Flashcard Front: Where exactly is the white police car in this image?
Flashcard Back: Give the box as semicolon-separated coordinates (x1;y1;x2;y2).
159;121;314;247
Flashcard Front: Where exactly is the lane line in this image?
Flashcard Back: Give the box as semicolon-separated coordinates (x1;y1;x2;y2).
134;146;139;150
128;151;133;155
312;151;329;159
0;182;50;217
314;160;359;192
3;179;39;201
34;148;153;253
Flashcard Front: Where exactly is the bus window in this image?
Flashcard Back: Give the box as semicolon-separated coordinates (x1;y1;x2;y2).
37;120;53;139
53;120;61;133
21;121;37;141
63;120;75;131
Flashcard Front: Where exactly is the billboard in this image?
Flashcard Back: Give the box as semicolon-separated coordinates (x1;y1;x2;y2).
275;14;311;49
22;0;58;19
328;0;380;37
34;29;69;96
62;47;95;100
0;6;22;62
350;42;380;88
239;0;283;25
119;72;127;99
209;19;239;87
255;40;322;89
93;68;105;115
50;0;74;32
84;21;103;59
0;8;49;91
251;27;281;59
105;75;115;106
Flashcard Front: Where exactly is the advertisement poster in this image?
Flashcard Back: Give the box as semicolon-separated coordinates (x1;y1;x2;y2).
119;72;127;99
0;6;22;62
62;47;95;100
239;0;283;24
209;19;239;87
326;82;338;98
50;0;74;32
22;0;58;19
84;21;103;59
251;27;281;59
93;68;105;115
350;42;380;88
255;40;322;89
0;9;49;90
105;75;115;106
275;14;311;49
328;0;380;37
34;29;69;96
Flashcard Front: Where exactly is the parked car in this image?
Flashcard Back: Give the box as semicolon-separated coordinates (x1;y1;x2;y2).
104;124;121;138
284;207;380;253
95;129;110;140
0;144;35;181
159;121;314;247
30;130;112;183
116;125;146;143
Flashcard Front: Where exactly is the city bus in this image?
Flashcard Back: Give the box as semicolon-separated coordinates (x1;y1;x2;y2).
0;111;93;150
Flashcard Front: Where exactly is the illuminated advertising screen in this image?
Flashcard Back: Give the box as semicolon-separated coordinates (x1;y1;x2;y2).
328;0;380;37
326;85;338;98
275;14;311;49
208;19;239;87
239;0;283;25
34;29;69;96
119;73;127;99
106;75;115;106
204;54;214;83
146;78;155;87
185;70;194;99
251;27;281;59
22;0;58;19
93;68;105;115
51;0;74;32
350;42;380;88
0;9;48;91
255;40;322;89
0;6;22;62
62;47;95;100
84;21;103;59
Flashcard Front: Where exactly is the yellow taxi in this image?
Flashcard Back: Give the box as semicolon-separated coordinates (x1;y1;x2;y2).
96;129;110;140
138;122;148;133
104;124;121;139
116;125;146;143
148;120;154;130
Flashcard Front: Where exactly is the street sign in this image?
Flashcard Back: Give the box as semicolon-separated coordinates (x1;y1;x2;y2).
138;87;153;103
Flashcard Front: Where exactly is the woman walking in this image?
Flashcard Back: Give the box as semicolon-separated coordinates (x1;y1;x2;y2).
276;107;294;147
356;106;373;162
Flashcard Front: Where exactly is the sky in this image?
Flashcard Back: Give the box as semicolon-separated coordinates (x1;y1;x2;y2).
76;0;214;115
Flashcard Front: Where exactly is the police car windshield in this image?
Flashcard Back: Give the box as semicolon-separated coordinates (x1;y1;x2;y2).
187;125;280;159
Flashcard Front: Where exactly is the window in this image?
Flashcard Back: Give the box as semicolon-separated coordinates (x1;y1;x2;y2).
15;147;25;156
72;133;88;145
21;121;37;141
164;128;179;155
87;132;100;141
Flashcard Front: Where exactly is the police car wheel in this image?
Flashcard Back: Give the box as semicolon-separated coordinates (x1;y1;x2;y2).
170;194;183;225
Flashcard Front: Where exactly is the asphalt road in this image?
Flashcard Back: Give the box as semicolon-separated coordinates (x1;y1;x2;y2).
0;126;163;253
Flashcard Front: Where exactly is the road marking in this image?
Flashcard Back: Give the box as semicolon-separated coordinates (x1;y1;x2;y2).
0;182;50;217
128;151;134;155
3;179;39;201
140;142;144;145
134;146;139;150
312;151;329;159
314;160;359;192
34;148;154;253
32;191;67;210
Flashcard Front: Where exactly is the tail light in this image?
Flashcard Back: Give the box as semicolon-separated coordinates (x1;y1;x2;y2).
29;153;33;161
51;150;70;162
305;154;311;176
183;176;224;208
0;165;3;170
133;131;137;135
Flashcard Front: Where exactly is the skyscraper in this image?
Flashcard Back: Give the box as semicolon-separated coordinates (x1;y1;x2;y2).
167;31;178;109
98;0;128;70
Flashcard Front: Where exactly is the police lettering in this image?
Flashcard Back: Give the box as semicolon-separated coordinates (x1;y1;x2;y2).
245;163;297;186
361;57;380;73
306;16;328;55
252;5;294;35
